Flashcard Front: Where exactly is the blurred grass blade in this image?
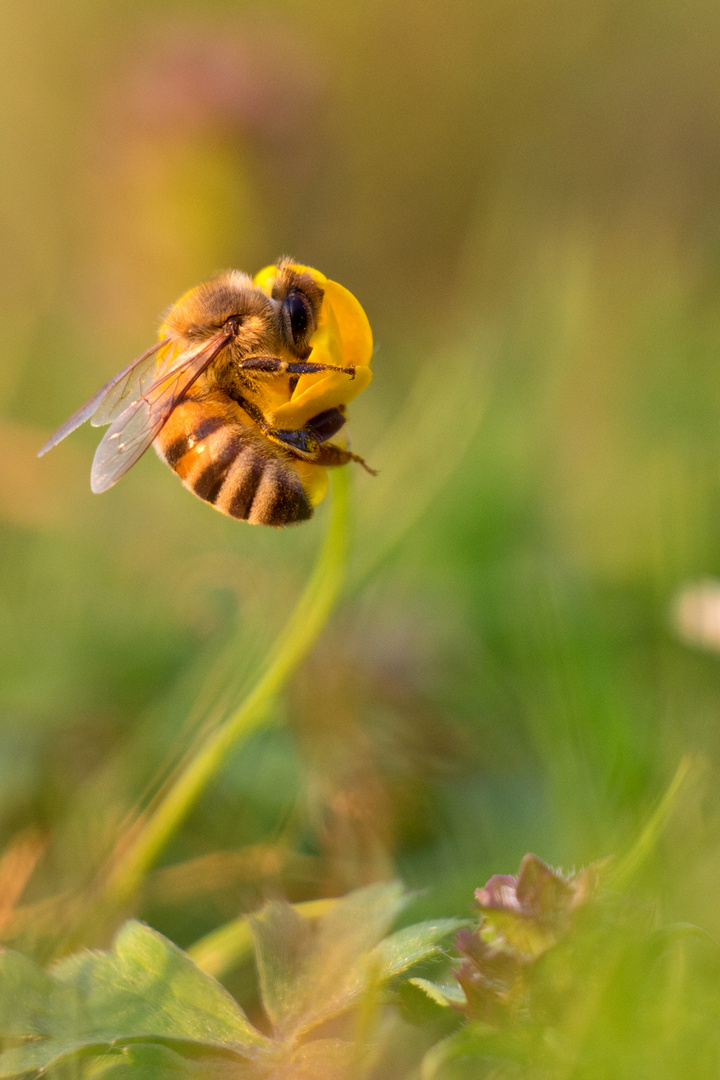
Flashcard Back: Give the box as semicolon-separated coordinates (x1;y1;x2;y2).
352;341;492;588
0;829;45;935
608;755;696;890
101;468;351;909
421;1024;496;1080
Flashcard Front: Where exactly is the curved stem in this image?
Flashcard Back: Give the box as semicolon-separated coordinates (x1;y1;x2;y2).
102;468;351;909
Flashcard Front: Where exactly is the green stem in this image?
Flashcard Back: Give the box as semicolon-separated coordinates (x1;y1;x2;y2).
103;469;351;909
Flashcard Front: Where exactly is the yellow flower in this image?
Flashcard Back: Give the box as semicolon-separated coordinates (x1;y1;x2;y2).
253;262;373;508
253;262;373;429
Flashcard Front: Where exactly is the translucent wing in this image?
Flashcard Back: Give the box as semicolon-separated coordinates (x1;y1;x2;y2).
91;341;176;427
90;330;232;493
37;338;171;457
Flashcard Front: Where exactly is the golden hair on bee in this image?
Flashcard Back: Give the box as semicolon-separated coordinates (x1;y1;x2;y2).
38;260;375;527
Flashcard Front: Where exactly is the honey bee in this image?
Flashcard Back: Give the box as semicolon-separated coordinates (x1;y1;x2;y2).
39;260;375;526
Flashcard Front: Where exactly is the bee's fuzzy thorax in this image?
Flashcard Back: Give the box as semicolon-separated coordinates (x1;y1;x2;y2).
161;271;275;343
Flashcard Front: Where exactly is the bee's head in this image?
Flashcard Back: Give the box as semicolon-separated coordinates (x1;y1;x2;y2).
268;258;325;360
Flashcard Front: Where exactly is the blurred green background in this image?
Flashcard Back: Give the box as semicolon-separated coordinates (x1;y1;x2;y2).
3;0;720;971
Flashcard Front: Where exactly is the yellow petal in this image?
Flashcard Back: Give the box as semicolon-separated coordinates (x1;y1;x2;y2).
252;261;373;432
253;263;282;295
268;367;373;429
253;262;327;295
293;460;329;507
320;279;373;369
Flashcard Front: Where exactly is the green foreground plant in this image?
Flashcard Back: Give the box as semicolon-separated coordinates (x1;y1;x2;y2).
2;834;717;1079
0;883;462;1079
1;757;709;1079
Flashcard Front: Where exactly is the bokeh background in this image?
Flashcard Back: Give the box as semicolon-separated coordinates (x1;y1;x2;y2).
3;0;720;979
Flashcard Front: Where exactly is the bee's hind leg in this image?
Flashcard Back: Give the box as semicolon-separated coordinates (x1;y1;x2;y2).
313;442;377;476
263;428;377;476
232;395;322;459
232;393;375;474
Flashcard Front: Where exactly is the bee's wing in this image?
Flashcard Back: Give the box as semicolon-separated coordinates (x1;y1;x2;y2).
90;330;232;493
91;342;176;427
38;338;172;457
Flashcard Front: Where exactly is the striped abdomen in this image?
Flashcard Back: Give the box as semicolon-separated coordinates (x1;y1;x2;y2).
154;396;313;526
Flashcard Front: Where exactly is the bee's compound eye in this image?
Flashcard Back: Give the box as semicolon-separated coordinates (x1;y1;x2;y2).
283;291;312;347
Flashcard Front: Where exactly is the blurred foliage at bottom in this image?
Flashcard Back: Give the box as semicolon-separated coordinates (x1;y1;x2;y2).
2;849;719;1078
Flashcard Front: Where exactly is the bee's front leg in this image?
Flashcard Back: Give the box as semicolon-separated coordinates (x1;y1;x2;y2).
236;355;356;379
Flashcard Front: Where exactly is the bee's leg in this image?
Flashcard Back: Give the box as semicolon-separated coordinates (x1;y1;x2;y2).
232;395;373;472
230;393;267;427
267;431;376;475
236;355;356;379
267;429;321;459
313;442;378;476
263;408;349;458
232;393;321;460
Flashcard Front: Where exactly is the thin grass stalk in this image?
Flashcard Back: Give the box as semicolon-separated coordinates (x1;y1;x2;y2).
608;754;695;890
102;468;351;909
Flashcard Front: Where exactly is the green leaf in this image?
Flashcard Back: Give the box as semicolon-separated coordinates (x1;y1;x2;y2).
398;979;467;1028
45;1043;259;1079
0;948;57;1036
188;899;335;981
85;1044;204;1078
246;901;313;1038
59;1040;354;1080
55;921;269;1050
0;921;272;1078
409;978;467;1008
372;919;466;978
250;882;407;1039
